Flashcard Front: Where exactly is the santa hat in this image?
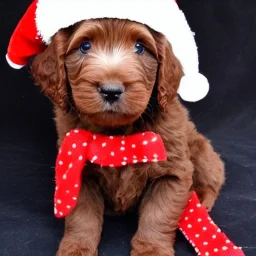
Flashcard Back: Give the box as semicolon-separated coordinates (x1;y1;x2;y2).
6;0;209;102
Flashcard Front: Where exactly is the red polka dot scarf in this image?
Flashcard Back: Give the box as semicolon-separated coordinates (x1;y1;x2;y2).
179;192;244;255
54;129;244;256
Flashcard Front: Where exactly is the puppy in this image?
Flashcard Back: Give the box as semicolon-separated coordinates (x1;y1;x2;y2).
31;19;225;256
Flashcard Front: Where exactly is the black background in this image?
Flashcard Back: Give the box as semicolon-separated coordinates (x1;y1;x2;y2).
0;0;255;255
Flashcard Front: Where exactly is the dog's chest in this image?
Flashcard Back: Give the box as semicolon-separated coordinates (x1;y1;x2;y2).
86;163;148;213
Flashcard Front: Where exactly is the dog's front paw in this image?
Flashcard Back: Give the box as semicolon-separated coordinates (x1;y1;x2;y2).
56;239;97;256
131;237;174;256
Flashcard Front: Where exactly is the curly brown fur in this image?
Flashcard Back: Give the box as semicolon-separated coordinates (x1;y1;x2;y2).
31;19;225;256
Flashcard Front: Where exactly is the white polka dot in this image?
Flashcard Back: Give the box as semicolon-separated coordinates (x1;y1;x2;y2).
74;184;79;188
143;140;148;145
66;190;70;194
151;137;157;142
132;144;136;148
197;203;201;208
121;140;125;145
189;209;194;213
133;159;138;163
59;161;63;165
212;234;216;239
63;174;67;180
142;133;145;136
68;151;72;155
59;149;62;153
123;157;128;161
222;246;228;251
203;227;207;231
210;221;214;225
195;248;199;253
214;248;218;252
195;234;200;238
72;143;77;149
54;207;57;214
93;135;97;140
66;205;71;209
203;242;208;246
69;163;73;168
59;212;63;216
217;228;221;233
153;159;158;162
187;224;192;228
74;129;79;133
72;197;77;200
226;240;230;244
109;164;114;167
198;218;202;222
133;155;137;159
109;136;114;139
122;161;127;166
55;186;58;191
91;155;98;163
153;154;158;158
110;151;115;156
78;155;83;160
120;147;125;151
57;199;62;204
233;246;238;250
205;252;209;256
83;142;87;147
102;142;107;147
142;159;148;163
185;217;188;220
66;132;70;136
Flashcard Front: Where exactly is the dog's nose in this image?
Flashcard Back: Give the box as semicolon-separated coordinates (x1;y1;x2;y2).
99;84;124;103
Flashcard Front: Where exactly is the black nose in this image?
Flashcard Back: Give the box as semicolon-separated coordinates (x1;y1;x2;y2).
99;84;124;103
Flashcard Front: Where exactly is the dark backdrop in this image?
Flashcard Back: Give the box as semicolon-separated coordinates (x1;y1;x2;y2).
0;0;255;255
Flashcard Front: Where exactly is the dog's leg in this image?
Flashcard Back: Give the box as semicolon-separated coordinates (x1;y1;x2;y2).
56;179;104;256
131;175;192;256
188;123;225;211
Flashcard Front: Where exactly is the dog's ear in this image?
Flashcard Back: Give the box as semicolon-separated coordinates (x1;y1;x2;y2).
155;34;183;112
31;31;69;111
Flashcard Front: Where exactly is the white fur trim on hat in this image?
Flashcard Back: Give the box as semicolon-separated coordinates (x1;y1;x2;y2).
36;0;181;45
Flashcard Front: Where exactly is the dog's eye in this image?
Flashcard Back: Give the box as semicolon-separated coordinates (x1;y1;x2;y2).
79;41;91;54
134;43;145;55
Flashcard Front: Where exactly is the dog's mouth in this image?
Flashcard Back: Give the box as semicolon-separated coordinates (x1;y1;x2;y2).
82;109;141;128
102;102;122;113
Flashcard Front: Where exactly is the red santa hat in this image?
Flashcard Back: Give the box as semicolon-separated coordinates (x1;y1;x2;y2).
6;0;209;102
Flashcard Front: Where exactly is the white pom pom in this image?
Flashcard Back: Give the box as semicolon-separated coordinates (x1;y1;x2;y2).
178;73;210;102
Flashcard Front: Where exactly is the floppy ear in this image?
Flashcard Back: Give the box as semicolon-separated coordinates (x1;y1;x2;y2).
31;31;69;111
155;34;183;112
